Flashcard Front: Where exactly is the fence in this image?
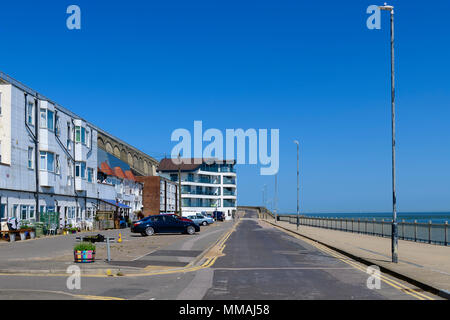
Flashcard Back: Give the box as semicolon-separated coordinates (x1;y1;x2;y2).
277;215;449;246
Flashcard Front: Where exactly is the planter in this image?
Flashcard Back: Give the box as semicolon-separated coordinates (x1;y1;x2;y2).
30;231;36;239
19;232;27;241
9;233;16;242
74;250;96;263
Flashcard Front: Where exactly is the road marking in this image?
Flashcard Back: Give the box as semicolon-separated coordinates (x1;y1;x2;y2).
266;221;436;300
0;289;125;300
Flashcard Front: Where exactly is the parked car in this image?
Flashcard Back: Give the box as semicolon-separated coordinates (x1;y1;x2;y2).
205;213;214;220
213;211;225;221
131;215;200;236
186;214;214;226
162;213;193;222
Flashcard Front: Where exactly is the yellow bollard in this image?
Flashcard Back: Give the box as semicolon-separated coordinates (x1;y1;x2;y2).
118;233;122;243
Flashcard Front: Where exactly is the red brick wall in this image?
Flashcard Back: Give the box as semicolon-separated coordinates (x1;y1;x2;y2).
136;176;161;217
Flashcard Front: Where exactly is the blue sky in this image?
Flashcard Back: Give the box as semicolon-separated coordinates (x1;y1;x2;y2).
1;0;449;213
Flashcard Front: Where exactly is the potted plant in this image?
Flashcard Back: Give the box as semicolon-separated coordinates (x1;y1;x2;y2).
74;242;96;263
29;225;36;239
70;227;77;234
19;222;29;241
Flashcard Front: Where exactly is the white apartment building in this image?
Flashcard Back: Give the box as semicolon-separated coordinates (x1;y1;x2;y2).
0;72;145;228
158;158;237;220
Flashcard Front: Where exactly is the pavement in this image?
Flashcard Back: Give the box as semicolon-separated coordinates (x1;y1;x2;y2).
261;214;450;299
0;209;443;300
0;220;235;276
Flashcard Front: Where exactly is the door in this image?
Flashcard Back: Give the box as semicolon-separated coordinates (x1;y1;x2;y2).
166;215;185;233
153;216;171;233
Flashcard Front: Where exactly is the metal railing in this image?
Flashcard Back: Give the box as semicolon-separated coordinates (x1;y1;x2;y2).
277;215;449;246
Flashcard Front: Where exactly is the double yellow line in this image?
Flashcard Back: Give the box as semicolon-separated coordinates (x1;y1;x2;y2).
200;220;240;268
269;222;435;300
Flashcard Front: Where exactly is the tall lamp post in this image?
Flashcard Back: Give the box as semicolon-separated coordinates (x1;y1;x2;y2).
294;140;300;230
379;3;397;263
177;153;182;217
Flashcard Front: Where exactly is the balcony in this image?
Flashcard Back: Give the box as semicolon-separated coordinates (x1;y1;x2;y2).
181;187;220;196
223;189;236;196
223;199;236;208
222;177;236;185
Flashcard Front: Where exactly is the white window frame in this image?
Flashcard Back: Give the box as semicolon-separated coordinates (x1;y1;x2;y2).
28;147;34;169
40;151;55;172
75;162;86;179
27;102;34;125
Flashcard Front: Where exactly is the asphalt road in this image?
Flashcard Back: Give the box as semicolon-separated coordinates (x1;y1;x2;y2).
0;210;440;300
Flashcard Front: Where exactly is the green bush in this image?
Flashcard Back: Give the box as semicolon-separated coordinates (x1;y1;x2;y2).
74;242;96;251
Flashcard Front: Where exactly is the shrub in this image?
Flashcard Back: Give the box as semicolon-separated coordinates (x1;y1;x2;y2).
74;242;96;251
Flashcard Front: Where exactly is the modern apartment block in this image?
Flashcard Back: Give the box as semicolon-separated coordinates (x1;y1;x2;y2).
0;72;153;227
157;158;237;220
136;176;179;216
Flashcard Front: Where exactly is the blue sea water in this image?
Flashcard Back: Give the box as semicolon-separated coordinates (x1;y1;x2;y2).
281;212;450;224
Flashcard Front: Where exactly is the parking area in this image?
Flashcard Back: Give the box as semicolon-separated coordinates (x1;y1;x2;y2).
0;220;235;274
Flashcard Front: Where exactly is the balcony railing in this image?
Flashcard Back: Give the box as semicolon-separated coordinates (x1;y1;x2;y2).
223;189;236;196
223;177;236;185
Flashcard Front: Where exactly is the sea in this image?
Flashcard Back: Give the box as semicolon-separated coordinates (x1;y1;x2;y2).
281;212;450;224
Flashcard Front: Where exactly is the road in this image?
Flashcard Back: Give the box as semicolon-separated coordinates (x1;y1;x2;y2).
0;209;440;300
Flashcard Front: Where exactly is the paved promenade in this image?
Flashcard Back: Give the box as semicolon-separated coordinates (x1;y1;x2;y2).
262;216;450;298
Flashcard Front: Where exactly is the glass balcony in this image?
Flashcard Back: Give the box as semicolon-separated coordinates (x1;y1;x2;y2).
182;198;220;208
223;199;236;207
223;177;236;185
223;189;236;196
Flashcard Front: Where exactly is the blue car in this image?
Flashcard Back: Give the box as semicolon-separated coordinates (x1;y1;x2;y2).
131;214;200;236
186;214;215;226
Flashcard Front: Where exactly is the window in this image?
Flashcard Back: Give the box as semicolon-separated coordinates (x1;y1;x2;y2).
55;155;60;174
40;151;55;172
40;108;47;128
75;162;86;179
40;109;55;131
68;207;75;219
55;115;60;136
40;206;45;214
86;130;90;147
29;206;35;219
75;126;86;144
81;127;86;144
21;205;28;220
12;205;18;218
0;204;6;220
27;102;34;125
28;147;34;169
87;168;94;182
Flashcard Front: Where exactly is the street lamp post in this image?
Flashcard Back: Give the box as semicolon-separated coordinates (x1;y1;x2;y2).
379;3;398;263
294;140;300;230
